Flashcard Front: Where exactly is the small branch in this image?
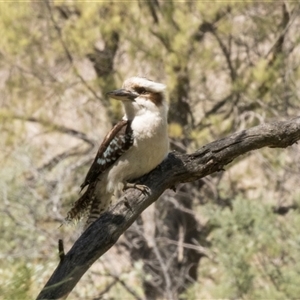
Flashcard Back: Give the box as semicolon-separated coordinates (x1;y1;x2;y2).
272;204;298;215
37;145;93;173
200;92;233;122
58;239;65;263
44;0;103;103
103;270;143;300
37;117;300;300
152;240;173;300
14;115;95;147
212;30;236;81
157;237;211;258
265;2;293;60
92;278;118;300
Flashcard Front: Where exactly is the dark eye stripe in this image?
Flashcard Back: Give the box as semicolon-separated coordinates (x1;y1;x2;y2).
134;87;147;94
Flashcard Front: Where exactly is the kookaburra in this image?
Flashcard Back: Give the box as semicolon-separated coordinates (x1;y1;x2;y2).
65;77;169;229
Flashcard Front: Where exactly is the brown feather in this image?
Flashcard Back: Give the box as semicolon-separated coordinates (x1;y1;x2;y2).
80;119;133;191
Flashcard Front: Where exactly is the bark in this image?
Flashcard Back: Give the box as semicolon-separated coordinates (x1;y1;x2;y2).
37;117;300;300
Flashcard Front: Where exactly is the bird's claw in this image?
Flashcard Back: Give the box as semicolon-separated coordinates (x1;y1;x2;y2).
123;182;150;195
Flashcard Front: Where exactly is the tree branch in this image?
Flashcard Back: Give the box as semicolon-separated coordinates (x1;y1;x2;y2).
37;117;300;300
14;115;95;147
44;0;104;103
37;145;93;173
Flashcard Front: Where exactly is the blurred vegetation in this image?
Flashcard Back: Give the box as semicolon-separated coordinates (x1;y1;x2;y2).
1;1;300;299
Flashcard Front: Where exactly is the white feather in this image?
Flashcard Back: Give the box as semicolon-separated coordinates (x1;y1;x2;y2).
95;77;169;197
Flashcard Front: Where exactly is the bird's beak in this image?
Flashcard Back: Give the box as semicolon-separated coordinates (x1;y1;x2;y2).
107;89;138;101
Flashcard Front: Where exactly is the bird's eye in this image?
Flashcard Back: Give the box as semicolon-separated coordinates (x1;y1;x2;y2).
135;87;147;94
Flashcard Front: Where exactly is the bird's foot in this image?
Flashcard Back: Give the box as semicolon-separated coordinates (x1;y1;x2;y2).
123;182;150;195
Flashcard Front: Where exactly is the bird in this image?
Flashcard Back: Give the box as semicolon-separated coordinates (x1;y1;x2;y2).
65;77;169;229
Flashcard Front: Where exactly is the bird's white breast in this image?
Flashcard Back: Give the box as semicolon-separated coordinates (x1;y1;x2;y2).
104;111;169;193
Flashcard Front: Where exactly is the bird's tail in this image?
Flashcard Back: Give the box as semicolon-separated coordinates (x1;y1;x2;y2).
62;182;111;229
63;188;92;225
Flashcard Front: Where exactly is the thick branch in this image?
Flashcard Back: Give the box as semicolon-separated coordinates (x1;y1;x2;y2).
37;117;300;300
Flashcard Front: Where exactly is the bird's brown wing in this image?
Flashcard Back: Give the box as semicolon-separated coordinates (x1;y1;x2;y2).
80;119;133;191
65;120;133;223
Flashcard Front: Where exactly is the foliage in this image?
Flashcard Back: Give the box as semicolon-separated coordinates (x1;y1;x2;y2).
1;1;300;299
199;197;300;299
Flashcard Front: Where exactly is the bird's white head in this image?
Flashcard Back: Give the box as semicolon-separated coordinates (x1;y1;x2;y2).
107;77;168;120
